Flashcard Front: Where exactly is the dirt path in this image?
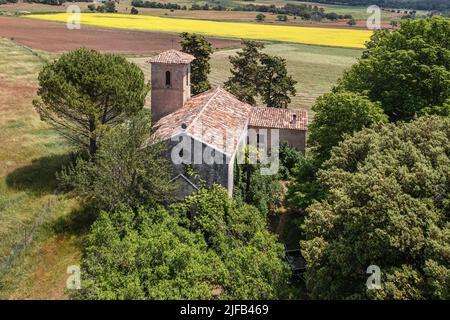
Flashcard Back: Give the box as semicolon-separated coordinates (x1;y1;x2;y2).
0;16;241;54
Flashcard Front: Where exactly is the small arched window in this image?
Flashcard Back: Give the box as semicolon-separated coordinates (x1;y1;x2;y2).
165;71;171;86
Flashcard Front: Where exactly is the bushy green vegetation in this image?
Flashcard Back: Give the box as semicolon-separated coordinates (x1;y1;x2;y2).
259;54;297;108
2;12;449;301
75;185;293;299
208;43;360;110
233;147;283;217
337;16;450;121
58;114;175;212
227;3;352;22
308;91;388;164
131;0;186;10
302;116;450;299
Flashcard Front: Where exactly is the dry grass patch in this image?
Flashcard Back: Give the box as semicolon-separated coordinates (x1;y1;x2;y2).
0;38;81;299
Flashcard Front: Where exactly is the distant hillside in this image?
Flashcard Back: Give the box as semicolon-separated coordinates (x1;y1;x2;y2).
300;1;450;11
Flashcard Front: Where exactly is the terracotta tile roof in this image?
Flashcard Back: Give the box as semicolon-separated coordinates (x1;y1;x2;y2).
152;87;252;156
249;107;308;130
148;49;195;64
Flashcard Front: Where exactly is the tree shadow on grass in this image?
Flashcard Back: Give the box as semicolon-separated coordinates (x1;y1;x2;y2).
6;153;75;196
52;205;98;237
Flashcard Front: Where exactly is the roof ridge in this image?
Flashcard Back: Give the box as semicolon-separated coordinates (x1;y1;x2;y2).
252;106;307;112
219;87;254;109
185;87;221;133
171;49;190;56
148;49;195;64
249;107;308;130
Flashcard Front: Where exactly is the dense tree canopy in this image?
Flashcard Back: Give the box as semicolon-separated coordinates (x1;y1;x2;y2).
180;33;213;95
287;92;387;209
308;91;388;164
76;185;293;300
279;142;304;180
336;17;450;121
287;153;326;210
301;116;450;299
76;207;222;300
225;40;265;105
34;48;148;156
225;40;297;108
258;54;297;108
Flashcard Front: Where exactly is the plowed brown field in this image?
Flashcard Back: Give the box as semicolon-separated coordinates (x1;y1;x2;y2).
0;16;240;54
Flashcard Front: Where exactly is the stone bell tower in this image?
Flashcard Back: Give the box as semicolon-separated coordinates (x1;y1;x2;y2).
149;49;195;124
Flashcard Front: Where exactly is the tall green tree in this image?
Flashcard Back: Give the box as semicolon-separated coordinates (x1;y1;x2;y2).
287;92;387;210
302;116;450;299
308;91;388;164
258;54;297;108
180;32;213;95
34;48;148;156
224;40;265;105
225;41;297;108
336;17;450;121
58;113;174;212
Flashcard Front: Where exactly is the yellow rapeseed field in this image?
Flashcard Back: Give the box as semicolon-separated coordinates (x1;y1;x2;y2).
27;13;372;48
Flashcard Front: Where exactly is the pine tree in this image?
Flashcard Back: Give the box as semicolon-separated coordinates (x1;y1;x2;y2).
224;40;265;105
33;48;148;156
180;32;213;95
258;54;297;108
225;41;297;108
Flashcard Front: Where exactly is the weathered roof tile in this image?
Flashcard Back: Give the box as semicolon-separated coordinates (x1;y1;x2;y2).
249;107;308;130
152;87;252;156
148;49;195;64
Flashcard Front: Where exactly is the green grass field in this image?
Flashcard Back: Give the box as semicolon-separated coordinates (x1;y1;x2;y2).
210;43;361;109
0;39;82;299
